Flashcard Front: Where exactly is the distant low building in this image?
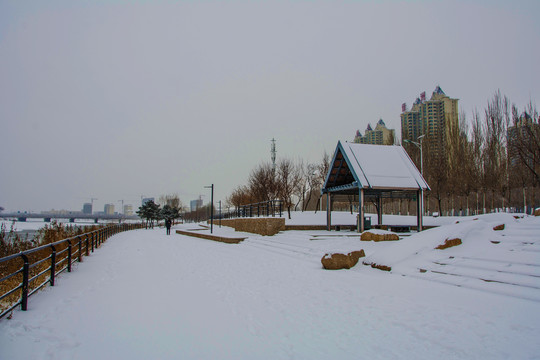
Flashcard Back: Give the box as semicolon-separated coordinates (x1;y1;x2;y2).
44;209;76;215
354;119;395;145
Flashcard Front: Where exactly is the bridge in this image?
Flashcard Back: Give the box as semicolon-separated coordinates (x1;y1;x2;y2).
0;212;140;223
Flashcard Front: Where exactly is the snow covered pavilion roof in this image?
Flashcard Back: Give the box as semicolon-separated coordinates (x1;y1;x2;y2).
322;141;429;196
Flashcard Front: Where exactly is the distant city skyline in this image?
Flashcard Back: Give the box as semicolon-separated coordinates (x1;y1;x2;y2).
1;0;539;212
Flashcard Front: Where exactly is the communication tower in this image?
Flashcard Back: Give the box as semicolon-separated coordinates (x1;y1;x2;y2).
271;138;276;171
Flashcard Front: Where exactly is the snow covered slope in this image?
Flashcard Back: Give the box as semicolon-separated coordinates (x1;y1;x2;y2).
0;213;539;359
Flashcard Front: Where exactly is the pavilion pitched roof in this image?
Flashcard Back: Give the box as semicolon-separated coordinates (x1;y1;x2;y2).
323;141;429;193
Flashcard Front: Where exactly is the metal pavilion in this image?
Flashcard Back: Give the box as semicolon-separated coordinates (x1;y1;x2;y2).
322;141;430;232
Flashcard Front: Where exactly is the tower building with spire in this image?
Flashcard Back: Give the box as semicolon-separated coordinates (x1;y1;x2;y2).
354;119;395;145
400;85;459;160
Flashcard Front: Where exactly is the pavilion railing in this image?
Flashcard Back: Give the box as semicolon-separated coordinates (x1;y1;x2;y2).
0;223;143;319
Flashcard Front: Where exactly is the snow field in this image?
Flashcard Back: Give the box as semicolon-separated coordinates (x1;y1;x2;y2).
0;212;539;359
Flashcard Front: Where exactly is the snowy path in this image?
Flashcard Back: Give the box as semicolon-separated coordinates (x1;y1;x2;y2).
1;221;540;359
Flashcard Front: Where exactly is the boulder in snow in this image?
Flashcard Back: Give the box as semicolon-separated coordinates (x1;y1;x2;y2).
348;250;366;264
435;238;462;250
321;250;365;270
493;224;505;231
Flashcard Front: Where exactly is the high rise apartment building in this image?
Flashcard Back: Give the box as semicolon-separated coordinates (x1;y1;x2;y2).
82;203;92;214
190;198;203;212
401;86;459;160
354;119;395;145
123;204;133;216
104;204;115;215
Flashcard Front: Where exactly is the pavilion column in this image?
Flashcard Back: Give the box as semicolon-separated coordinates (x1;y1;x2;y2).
417;189;423;232
326;193;332;231
358;188;365;233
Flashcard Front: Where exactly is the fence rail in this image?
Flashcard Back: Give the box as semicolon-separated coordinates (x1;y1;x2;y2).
0;223;143;319
227;200;283;219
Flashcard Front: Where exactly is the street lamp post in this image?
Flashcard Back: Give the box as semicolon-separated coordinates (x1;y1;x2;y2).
204;184;214;233
404;134;425;176
404;135;425;219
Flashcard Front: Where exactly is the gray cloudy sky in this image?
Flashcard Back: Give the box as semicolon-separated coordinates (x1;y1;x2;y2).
1;0;539;212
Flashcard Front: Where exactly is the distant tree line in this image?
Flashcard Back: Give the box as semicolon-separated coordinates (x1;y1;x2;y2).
404;91;539;215
225;91;539;217
226;155;331;219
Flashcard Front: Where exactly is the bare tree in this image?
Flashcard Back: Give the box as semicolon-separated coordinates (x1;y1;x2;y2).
276;158;303;219
314;152;331;213
248;162;278;203
483;91;509;211
424;132;448;215
510;102;540;186
227;185;253;209
301;163;320;211
470;109;483;213
158;193;184;211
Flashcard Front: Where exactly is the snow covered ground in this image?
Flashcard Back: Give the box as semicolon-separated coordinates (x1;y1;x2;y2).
284;210;461;226
1;212;539;359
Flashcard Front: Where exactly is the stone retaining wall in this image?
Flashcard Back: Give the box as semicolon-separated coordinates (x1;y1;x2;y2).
176;230;246;244
218;218;286;236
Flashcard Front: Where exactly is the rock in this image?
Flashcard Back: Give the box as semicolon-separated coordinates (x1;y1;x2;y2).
535;208;540;216
362;261;392;272
493;224;505;231
436;238;462;250
321;253;352;270
348;250;366;264
360;231;399;242
321;250;365;270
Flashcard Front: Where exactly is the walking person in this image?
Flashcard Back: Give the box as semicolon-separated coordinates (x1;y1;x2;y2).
165;218;172;235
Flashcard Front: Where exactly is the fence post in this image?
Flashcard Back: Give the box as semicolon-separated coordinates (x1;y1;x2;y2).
77;236;82;262
67;239;72;273
50;244;56;287
85;235;90;256
20;253;29;311
91;232;95;253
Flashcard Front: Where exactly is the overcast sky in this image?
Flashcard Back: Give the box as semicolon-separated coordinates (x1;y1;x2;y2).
1;0;539;212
